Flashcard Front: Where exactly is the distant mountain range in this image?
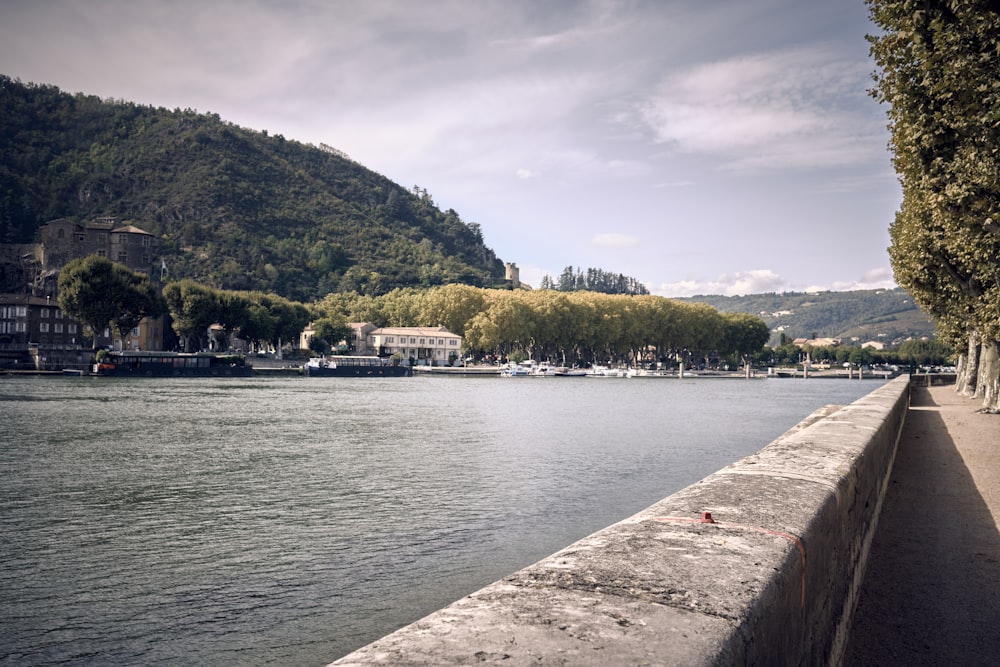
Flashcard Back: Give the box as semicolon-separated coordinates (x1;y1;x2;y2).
682;288;936;346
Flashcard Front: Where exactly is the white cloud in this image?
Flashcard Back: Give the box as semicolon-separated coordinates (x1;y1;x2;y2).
655;267;897;298
654;269;790;297
829;267;897;292
516;168;539;180
592;233;639;248
636;47;881;170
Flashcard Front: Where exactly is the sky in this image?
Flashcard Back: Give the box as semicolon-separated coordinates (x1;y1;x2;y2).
1;0;900;297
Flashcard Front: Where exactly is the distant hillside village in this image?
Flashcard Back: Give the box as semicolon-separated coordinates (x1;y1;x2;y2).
0;218;466;371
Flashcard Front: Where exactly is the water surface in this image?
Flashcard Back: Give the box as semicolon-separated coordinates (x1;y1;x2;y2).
0;375;885;665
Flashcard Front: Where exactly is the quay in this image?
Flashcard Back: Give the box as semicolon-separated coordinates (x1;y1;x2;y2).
843;381;1000;665
330;374;999;665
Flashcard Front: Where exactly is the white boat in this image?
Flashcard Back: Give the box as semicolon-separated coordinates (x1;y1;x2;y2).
500;360;535;377
500;360;586;377
585;365;627;378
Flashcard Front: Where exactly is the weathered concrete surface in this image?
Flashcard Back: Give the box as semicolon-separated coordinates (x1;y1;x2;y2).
331;377;910;666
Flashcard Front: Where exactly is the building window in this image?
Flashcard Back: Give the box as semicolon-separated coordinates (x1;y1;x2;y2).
142;253;150;263
16;321;25;332
98;250;106;257
76;234;85;242
142;236;151;247
41;308;49;318
68;324;77;334
40;322;49;332
118;252;127;262
438;339;444;345
55;309;63;319
17;306;26;317
419;338;425;345
449;339;458;346
410;337;416;344
54;323;64;333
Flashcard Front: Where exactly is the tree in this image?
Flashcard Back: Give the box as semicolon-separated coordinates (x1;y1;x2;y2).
109;266;167;348
719;312;771;375
57;256;120;345
58;255;166;349
869;0;1000;411
162;280;220;351
310;316;351;354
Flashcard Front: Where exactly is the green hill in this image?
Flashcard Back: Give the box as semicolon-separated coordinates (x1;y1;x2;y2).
682;288;937;346
0;75;505;301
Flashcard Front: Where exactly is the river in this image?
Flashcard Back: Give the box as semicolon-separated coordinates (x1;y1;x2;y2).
0;374;885;666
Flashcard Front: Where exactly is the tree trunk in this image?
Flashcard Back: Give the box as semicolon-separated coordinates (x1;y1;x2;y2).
956;331;980;397
975;341;1000;413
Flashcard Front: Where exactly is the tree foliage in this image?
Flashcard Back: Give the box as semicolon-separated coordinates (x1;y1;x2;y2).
540;266;650;295
868;0;1000;410
57;255;166;347
0;75;505;300
313;285;769;367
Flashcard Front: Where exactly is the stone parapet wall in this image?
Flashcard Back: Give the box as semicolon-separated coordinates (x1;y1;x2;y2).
331;376;910;666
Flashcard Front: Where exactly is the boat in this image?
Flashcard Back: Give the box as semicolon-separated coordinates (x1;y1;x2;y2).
500;360;586;377
585;365;627;378
92;351;254;377
500;360;535;377
304;355;412;377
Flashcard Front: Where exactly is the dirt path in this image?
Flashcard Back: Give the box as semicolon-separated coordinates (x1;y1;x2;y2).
844;384;1000;665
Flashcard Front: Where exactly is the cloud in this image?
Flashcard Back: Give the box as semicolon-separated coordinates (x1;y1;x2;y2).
592;233;639;248
636;47;882;170
828;267;897;292
516;168;539;179
654;269;791;297
654;266;897;298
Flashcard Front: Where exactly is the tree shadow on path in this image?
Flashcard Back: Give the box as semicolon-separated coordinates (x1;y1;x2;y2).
844;385;1000;666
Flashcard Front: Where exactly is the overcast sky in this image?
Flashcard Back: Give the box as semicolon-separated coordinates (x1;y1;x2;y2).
1;0;899;296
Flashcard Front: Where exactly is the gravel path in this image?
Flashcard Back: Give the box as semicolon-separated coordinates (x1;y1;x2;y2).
844;383;1000;665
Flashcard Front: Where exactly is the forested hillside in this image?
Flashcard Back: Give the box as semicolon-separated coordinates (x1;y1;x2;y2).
0;75;505;301
683;288;936;345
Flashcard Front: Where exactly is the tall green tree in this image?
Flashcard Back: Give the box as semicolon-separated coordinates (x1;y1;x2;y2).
719;312;771;374
162;279;221;351
57;256;119;345
58;255;166;349
109;266;167;347
869;0;1000;410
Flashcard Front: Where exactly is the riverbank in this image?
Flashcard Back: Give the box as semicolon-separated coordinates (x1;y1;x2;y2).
844;383;1000;665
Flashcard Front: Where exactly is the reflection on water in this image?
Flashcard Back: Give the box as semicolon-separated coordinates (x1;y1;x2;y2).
0;375;883;665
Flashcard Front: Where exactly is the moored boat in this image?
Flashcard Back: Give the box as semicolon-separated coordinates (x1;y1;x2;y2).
304;356;412;377
92;351;253;377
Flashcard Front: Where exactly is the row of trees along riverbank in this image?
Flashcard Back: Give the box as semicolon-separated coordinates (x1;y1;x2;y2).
870;1;1000;411
57;258;951;371
56;261;770;367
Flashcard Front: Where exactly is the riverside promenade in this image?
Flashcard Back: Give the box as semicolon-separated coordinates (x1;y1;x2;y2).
844;383;1000;665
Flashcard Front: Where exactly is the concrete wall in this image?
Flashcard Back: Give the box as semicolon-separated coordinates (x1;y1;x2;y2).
331;376;910;666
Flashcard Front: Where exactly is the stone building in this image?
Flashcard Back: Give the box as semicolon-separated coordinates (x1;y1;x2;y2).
0;218;165;370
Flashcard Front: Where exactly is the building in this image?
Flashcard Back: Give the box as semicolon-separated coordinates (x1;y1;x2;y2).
302;322;464;366
0;218;166;369
505;262;520;287
0;294;88;370
38;218;156;277
368;326;463;366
